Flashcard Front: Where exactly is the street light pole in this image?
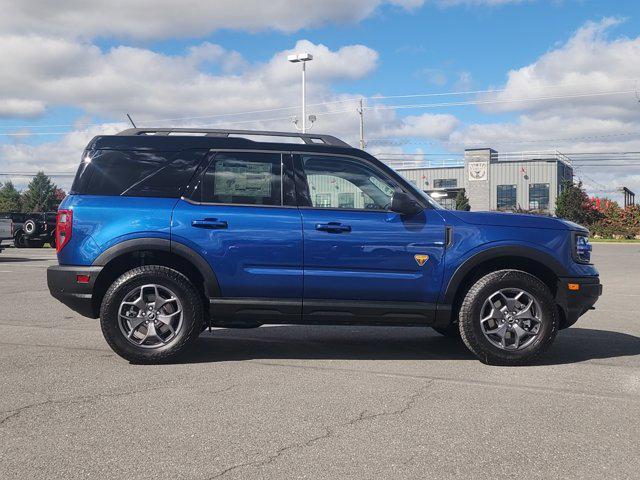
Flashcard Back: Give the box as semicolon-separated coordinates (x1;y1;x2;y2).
287;53;313;133
302;60;307;133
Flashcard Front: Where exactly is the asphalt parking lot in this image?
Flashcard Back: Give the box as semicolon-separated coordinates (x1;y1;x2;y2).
1;244;639;480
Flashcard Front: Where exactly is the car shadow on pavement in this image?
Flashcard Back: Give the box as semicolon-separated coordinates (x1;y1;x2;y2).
0;256;53;263
175;326;640;365
541;327;640;365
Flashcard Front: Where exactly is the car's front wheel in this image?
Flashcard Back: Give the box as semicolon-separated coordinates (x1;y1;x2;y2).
458;270;558;365
100;265;203;363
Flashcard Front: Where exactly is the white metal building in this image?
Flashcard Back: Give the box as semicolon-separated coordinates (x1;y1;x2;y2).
391;148;574;214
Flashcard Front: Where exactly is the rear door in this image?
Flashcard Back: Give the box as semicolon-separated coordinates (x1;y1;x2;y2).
294;153;447;324
171;150;303;323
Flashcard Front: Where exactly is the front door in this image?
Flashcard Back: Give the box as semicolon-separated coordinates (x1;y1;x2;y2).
171;150;302;324
295;153;447;324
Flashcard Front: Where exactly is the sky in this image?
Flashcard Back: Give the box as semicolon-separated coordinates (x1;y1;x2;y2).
0;0;639;200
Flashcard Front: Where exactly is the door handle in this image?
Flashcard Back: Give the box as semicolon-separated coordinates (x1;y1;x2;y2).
191;218;228;229
315;222;351;233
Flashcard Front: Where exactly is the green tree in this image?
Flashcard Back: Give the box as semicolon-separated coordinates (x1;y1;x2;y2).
455;189;471;211
555;180;602;227
0;181;22;212
21;172;58;213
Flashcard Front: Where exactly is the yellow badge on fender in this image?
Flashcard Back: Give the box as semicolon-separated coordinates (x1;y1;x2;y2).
414;254;429;266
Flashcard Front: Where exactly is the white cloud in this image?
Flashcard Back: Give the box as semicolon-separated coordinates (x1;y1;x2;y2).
382;113;459;139
0;0;426;40
447;18;640;198
0;0;532;40
0;36;386;186
0;99;46;118
0;36;378;121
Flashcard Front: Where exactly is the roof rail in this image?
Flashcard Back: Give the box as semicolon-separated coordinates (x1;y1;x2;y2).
115;128;351;147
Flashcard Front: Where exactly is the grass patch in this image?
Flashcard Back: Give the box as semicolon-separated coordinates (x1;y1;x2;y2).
590;238;640;243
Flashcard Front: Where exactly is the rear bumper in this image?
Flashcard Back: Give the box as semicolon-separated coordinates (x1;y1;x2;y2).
556;276;602;329
47;265;102;318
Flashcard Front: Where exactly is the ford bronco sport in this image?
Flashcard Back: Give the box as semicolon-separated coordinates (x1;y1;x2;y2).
47;128;602;364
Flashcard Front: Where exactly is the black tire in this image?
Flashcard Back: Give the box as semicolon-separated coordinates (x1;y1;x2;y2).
458;270;558;365
432;324;461;339
100;265;203;364
14;232;27;248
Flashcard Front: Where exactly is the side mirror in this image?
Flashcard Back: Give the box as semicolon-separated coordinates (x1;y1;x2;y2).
390;191;423;216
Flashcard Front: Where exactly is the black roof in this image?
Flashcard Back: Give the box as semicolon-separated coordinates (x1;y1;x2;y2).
115;128;351;147
86;128;356;155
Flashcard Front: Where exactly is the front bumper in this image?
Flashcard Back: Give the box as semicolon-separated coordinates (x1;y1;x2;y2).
47;265;102;318
556;276;602;329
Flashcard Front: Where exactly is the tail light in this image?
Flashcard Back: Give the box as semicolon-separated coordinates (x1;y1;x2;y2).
56;209;73;253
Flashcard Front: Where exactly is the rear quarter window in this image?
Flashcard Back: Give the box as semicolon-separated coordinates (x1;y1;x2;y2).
70;149;206;197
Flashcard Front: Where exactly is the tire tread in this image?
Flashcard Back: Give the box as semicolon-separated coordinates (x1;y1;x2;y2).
100;265;203;364
458;269;558;365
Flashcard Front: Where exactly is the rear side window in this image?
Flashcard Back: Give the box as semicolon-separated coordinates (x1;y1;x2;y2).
71;149;205;197
197;152;282;206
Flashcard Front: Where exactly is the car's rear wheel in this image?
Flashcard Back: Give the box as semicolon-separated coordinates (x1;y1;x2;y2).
458;269;558;365
100;265;203;363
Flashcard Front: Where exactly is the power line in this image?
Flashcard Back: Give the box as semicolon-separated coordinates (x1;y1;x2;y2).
1;78;636;132
368;131;640;146
369;77;640;101
0;98;360;131
365;89;637;111
0;108;357;136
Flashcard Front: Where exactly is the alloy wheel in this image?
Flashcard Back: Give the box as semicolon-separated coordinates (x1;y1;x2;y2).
479;288;543;350
118;284;184;349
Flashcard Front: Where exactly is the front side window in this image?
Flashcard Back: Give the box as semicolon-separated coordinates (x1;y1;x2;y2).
497;185;517;210
529;183;549;211
302;155;398;210
200;152;282;205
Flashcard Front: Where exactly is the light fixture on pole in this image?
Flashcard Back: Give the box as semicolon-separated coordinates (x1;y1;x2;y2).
287;52;313;133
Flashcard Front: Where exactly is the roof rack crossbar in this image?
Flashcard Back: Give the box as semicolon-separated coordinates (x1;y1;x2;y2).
115;128;351;147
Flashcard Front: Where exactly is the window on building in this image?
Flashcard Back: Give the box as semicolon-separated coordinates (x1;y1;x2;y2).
338;192;355;208
439;196;457;210
315;194;332;208
433;178;457;189
497;185;517;210
529;183;550;211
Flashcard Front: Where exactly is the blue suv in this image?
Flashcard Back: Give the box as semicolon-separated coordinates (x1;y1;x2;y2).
47;128;602;365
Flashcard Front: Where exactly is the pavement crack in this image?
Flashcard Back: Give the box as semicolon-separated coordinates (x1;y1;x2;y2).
204;381;433;479
0;386;168;427
346;380;434;427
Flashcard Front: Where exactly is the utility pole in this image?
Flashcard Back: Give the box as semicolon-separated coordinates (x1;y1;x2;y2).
357;97;366;150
